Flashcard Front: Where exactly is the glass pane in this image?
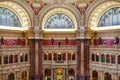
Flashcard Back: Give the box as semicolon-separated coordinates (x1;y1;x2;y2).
98;7;120;27
0;7;21;27
45;13;75;29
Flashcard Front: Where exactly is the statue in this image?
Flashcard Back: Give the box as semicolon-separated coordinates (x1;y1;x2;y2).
1;36;4;45
51;38;54;45
18;37;20;45
65;37;69;44
114;36;119;45
98;37;102;45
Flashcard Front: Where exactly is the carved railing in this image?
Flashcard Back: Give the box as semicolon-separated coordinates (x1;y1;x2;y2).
90;45;120;49
42;45;77;50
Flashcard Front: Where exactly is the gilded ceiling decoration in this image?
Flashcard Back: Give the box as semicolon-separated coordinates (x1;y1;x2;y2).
24;0;95;15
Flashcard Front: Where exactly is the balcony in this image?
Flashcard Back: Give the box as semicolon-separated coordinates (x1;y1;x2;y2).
42;45;77;50
90;45;120;49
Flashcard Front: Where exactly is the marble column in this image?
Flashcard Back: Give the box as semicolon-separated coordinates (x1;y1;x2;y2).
77;39;90;80
29;39;43;80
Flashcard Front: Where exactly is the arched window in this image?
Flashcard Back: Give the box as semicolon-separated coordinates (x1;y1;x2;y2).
68;69;75;80
118;55;120;64
20;54;24;62
44;69;51;80
106;54;110;63
111;55;115;64
8;73;14;80
44;53;47;61
91;54;95;61
0;56;1;65
104;73;111;80
63;53;66;61
72;53;75;60
58;53;62;61
25;54;28;61
92;70;98;80
101;54;105;63
9;55;13;63
45;13;75;29
119;76;120;80
14;54;18;63
98;7;120;27
0;7;21;27
68;53;71;60
48;53;52;60
4;55;8;64
54;53;57;61
22;71;27;80
96;54;99;62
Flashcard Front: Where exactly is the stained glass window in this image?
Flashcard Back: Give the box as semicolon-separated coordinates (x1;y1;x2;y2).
45;13;75;29
0;7;21;27
98;7;120;27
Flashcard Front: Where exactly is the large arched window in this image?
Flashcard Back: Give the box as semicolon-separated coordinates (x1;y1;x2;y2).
0;7;21;27
45;13;75;29
98;7;120;27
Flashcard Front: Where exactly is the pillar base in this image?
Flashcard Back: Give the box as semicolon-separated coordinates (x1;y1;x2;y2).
77;75;90;80
30;74;42;80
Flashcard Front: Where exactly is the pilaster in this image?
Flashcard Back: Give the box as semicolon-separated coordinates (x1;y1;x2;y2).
76;26;91;80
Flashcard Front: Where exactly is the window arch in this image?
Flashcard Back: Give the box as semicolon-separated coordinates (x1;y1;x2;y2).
8;73;15;80
14;54;18;63
92;70;98;80
9;55;13;63
0;7;21;27
104;73;111;80
101;54;105;63
98;7;120;27
4;55;8;64
25;54;28;61
106;54;110;63
91;54;95;61
45;13;75;29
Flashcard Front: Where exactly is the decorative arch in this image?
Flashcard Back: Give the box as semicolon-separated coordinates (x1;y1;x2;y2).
38;3;81;31
88;1;120;30
21;71;28;80
104;72;112;80
8;73;15;80
0;1;33;30
92;70;98;80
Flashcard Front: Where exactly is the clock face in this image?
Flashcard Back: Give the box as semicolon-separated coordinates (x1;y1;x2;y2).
44;13;75;29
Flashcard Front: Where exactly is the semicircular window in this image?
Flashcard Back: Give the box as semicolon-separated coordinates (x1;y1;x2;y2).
98;7;120;27
45;13;75;29
0;7;21;27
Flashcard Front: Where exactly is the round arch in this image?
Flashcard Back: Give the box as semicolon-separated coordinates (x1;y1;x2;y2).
38;3;81;31
0;1;34;30
87;1;120;30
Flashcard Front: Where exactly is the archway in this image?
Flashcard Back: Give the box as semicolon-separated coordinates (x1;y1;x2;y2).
45;69;51;80
8;73;15;80
92;70;98;80
56;68;63;80
104;73;111;80
68;69;75;80
21;71;27;80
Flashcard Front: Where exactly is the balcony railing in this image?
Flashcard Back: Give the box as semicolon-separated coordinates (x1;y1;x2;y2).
90;45;120;48
43;45;77;50
0;45;29;48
